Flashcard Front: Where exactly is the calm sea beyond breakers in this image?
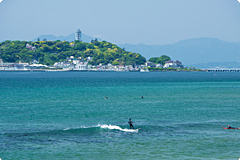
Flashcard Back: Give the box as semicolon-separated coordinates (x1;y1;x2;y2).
1;71;240;160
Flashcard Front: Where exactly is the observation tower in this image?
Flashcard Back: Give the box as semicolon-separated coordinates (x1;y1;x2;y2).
75;29;82;41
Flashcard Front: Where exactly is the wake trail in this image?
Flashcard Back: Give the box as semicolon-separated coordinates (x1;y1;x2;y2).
100;125;139;133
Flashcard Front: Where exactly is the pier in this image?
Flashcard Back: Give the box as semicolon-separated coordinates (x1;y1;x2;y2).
207;69;240;72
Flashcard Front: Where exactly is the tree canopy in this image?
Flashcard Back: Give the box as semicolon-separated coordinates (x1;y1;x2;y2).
0;40;146;66
149;55;171;65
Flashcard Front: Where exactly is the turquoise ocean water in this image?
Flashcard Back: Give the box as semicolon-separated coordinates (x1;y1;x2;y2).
1;72;240;159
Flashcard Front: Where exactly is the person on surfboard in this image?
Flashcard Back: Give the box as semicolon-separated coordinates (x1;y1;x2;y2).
128;119;134;129
227;125;239;129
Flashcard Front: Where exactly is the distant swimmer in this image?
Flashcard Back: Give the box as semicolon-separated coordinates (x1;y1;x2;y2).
227;125;239;129
223;125;239;129
141;96;143;99
105;97;108;99
128;118;134;129
227;125;232;129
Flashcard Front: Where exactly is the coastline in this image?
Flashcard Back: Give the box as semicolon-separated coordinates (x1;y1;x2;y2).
1;69;239;72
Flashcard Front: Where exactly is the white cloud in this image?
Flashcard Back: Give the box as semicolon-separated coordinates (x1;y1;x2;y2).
238;0;240;3
0;0;3;3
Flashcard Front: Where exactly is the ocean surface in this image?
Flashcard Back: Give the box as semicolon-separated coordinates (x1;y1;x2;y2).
1;72;240;160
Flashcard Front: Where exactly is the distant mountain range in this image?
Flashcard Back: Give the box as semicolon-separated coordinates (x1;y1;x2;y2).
119;38;240;67
32;33;103;43
32;33;240;68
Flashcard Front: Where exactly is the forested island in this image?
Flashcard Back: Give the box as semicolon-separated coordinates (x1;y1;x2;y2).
0;39;203;72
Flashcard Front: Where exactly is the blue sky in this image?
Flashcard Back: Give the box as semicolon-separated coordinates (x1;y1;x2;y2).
0;0;240;45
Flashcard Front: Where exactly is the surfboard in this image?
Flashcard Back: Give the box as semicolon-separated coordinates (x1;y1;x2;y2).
129;128;141;132
132;128;141;131
223;127;239;129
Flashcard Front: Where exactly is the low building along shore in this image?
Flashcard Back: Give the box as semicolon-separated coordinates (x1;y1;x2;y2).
0;58;186;72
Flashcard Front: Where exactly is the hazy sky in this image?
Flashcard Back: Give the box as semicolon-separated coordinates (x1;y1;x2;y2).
0;0;240;45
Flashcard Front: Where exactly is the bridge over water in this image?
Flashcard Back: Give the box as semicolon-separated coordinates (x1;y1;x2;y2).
207;69;240;72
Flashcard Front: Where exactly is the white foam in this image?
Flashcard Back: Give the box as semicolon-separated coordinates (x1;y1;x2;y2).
63;125;101;131
100;125;139;133
63;128;70;131
62;125;139;133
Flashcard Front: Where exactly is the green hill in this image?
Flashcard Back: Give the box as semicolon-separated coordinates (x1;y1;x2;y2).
0;40;146;66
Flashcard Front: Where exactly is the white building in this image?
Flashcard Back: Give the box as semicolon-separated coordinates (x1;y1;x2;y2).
87;56;92;61
75;64;87;70
54;61;72;68
75;62;88;70
66;56;75;62
29;64;48;69
156;64;163;68
72;59;80;65
164;60;183;68
145;61;156;67
26;43;36;51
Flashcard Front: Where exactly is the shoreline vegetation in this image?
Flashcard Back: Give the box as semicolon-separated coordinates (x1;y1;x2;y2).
0;39;204;72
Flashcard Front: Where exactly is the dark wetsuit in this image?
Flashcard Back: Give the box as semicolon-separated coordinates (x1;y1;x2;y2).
227;126;235;129
128;120;134;129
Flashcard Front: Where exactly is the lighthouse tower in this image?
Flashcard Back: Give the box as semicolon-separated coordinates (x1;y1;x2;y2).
75;29;82;41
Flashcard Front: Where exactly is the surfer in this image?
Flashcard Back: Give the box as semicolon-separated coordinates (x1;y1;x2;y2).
128;119;134;129
141;96;143;99
227;125;238;129
105;97;108;99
